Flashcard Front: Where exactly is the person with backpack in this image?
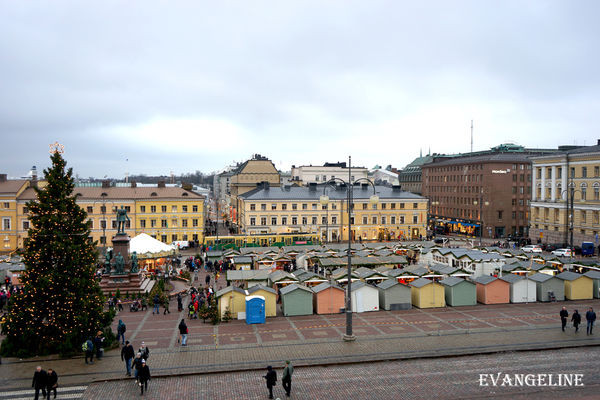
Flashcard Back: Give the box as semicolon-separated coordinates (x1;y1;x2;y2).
83;337;94;364
263;365;277;399
178;319;188;346
116;320;126;345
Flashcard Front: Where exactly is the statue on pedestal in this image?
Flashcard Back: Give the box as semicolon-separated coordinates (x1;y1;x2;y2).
104;251;112;274
114;252;125;274
116;206;130;235
131;251;139;273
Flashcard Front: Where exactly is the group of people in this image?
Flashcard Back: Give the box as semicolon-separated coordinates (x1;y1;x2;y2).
120;341;152;395
263;360;294;399
560;306;596;334
31;366;58;400
82;331;105;364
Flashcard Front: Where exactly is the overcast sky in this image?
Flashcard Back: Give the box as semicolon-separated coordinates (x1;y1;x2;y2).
1;1;599;179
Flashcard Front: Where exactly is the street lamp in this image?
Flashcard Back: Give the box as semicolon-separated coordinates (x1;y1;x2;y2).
473;197;489;247
429;200;439;239
561;186;584;256
319;155;378;342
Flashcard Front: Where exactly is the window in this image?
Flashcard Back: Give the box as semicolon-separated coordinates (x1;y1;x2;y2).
161;219;168;228
331;204;337;210
100;205;107;213
381;216;386;224
315;175;319;181
23;220;29;230
362;203;367;210
101;220;107;229
193;205;198;212
282;217;287;225
140;205;146;212
312;216;317;224
381;203;387;209
151;219;156;228
570;167;575;178
581;210;587;223
594;212;599;224
372;216;377;224
3;202;9;209
372;203;377;210
250;217;256;226
331;216;337;224
151;205;157;213
350;217;354;224
292;204;298;210
161;235;167;243
282;204;287;210
140;220;146;228
302;204;308;210
100;237;106;244
271;204;277;210
322;216;327;224
182;234;188;241
557;168;562;178
412;215;418;224
512;174;517;182
112;220;117;229
182;219;188;227
399;216;405;224
497;211;503;220
162;205;167;212
363;216;368;224
261;204;266;211
582;167;587;178
322;175;326;181
192;219;198;227
595;166;600;177
87;206;93;213
292;217;298;225
391;203;396;209
400;203;405;209
595;186;600;200
250;204;256;211
302;217;307;224
512;211;517;219
582;186;587;200
259;217;266;225
171;218;178;227
182;205;188;212
413;203;418;209
124;206;131;212
271;217;277;225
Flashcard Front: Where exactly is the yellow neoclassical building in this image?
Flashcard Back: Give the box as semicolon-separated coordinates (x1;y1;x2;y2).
0;175;30;253
238;182;428;242
7;182;205;252
530;142;600;246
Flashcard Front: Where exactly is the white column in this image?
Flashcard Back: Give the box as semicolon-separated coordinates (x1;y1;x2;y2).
531;166;537;201
561;162;568;200
551;166;557;201
540;166;546;201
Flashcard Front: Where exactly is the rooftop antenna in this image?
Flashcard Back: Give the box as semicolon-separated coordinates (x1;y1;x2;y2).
470;120;474;153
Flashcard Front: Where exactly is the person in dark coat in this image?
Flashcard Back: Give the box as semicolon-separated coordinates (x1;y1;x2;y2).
133;352;143;380
560;307;568;332
282;360;294;397
263;365;277;399
45;368;58;400
153;294;160;314
94;331;104;359
205;274;211;286
178;319;188;346
138;359;151;395
177;293;183;312
586;307;597;335
572;310;582;333
121;340;135;376
163;296;171;314
84;337;94;364
32;366;47;400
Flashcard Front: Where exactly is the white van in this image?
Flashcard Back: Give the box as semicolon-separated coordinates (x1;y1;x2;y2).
170;240;189;250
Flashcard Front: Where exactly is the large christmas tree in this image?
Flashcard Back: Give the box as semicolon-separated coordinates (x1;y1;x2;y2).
1;150;109;357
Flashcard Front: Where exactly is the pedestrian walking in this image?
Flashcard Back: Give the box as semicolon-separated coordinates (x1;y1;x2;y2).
117;298;123;312
282;360;294;397
32;366;47;400
139;341;150;360
560;306;568;332
83;337;94;364
138;359;151;395
45;368;58;400
121;340;135;376
163;296;171;314
205;274;210;286
572;310;581;333
586;307;596;335
116;319;126;345
133;352;143;381
178;319;188;346
177;293;183;312
153;294;160;314
94;331;104;359
263;365;277;399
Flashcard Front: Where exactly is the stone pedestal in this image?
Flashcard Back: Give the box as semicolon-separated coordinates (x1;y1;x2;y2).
99;233;152;295
111;234;131;266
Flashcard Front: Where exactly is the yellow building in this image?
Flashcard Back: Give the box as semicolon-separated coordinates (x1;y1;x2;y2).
14;182;205;250
530;143;600;245
238;182;428;242
216;286;247;319
0;175;30;254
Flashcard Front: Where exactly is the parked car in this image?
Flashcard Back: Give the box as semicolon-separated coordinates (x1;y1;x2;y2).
551;248;573;257
521;245;542;253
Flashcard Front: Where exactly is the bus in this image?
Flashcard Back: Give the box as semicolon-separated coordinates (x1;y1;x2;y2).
204;232;319;250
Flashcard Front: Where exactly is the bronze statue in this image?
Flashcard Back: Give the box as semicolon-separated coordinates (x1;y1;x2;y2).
116;206;130;234
104;251;112;274
130;251;139;273
114;252;125;274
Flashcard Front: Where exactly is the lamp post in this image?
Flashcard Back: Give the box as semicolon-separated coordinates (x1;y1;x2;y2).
473;196;489;247
561;186;584;257
429;200;439;239
320;155;378;341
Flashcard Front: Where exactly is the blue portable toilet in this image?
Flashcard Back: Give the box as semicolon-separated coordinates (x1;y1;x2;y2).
245;295;266;324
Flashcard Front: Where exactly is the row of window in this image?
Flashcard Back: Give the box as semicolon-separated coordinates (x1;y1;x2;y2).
537;186;600;201
248;215;419;226
534;208;600;224
537;166;600;180
248;202;419;211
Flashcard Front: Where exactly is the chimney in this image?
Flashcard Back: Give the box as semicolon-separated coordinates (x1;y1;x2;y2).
597;139;600;146
130;180;137;188
102;180;110;188
308;182;317;191
361;183;368;190
392;185;402;192
0;174;6;182
31;166;38;188
158;180;166;188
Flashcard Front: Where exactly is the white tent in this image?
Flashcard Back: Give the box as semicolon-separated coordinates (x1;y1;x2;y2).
129;233;173;256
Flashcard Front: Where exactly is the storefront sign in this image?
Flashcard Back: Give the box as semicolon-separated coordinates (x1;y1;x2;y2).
492;169;510;174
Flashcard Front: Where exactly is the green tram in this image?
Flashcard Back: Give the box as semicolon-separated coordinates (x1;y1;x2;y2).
204;232;318;250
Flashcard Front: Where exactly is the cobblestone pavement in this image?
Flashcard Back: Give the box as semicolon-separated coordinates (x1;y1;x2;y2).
79;347;600;400
2;270;600;393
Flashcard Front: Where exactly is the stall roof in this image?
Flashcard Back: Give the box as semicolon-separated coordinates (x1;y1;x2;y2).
280;283;313;296
226;270;270;281
410;277;437;288
312;281;344;293
499;274;525;284
583;270;600;280
529;273;555;283
377;279;407;290
440;276;468;287
216;286;248;298
248;285;277;295
474;276;498;285
232;256;254;264
556;271;585;281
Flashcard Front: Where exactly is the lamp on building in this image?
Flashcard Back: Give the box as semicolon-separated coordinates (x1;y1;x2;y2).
321;156;377;341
